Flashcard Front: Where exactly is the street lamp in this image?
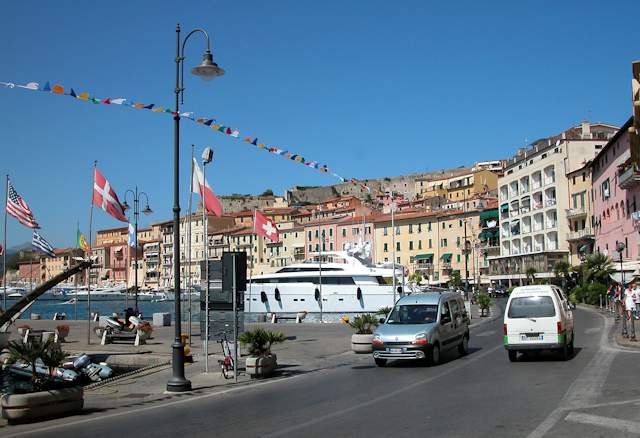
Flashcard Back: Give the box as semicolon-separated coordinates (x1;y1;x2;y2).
122;187;152;313
168;24;224;393
617;241;626;288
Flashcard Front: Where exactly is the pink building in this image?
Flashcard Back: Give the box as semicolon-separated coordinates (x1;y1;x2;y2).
304;214;378;260
592;117;640;261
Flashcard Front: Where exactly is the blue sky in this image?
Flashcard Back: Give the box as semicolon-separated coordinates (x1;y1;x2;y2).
0;0;637;248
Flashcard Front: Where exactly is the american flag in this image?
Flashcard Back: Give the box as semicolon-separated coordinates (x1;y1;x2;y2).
6;181;39;229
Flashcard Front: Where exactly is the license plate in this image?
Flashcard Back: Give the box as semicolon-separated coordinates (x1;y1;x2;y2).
389;348;403;353
521;334;542;341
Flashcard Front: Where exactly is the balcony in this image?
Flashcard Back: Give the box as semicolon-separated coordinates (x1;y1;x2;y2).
566;207;587;219
567;228;595;241
416;262;433;270
619;163;640;189
440;262;452;270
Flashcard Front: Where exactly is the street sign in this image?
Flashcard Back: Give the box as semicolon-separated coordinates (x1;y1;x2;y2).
200;310;244;341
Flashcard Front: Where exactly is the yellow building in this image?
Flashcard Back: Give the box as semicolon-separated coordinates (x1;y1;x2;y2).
41;248;85;285
373;209;484;286
566;161;595;266
415;169;498;202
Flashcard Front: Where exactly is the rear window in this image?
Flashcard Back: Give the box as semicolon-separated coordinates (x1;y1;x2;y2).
508;296;556;318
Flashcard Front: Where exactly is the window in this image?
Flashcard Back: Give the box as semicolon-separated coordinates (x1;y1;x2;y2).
409;224;413;234
395;226;400;235
582;172;586;182
418;224;422;233
602;179;610;200
383;227;388;236
315;230;318;238
442;222;445;229
459;219;463;227
457;254;461;263
418;240;422;250
396;242;401;251
409;241;414;250
342;229;346;237
428;222;432;231
329;242;334;251
384;243;388;252
441;238;448;247
508;296;556;318
428;239;432;249
440;302;452;324
329;229;333;237
397;256;401;264
456;237;461;247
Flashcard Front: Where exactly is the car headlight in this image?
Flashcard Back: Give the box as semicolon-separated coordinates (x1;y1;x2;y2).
413;333;428;345
372;333;383;345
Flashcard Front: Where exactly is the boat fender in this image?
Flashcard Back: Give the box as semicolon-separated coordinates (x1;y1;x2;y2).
274;288;281;301
260;291;268;303
314;288;320;301
356;287;362;300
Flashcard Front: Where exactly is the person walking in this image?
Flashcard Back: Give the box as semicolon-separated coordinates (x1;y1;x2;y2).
624;281;637;341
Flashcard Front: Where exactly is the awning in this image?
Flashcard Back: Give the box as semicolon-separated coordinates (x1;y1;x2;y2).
479;230;491;240
413;253;433;262
500;204;509;212
479;210;499;221
485;219;498;228
441;253;452;262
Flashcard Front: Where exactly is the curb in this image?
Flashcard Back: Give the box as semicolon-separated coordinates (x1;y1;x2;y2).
577;304;640;351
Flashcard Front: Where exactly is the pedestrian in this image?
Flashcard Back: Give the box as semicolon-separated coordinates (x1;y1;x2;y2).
634;279;640;320
624;281;637;341
607;283;616;312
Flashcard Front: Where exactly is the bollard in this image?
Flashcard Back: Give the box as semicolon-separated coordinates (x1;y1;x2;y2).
600;294;603;309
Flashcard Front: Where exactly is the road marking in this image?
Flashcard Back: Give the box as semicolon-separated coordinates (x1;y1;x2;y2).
526;309;616;438
565;412;640;434
476;330;497;337
585;327;599;335
263;344;504;438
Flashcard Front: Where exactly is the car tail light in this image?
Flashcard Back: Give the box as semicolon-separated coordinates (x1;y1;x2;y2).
503;324;508;335
557;321;563;334
412;339;428;345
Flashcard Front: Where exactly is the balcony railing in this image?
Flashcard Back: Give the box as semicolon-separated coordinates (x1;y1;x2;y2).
619;163;640;189
566;207;587;218
416;262;433;270
567;228;595;241
440;262;452;270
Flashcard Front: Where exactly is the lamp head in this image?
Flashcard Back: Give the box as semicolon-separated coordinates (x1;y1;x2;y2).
122;201;130;211
143;205;153;215
202;147;214;164
192;51;224;81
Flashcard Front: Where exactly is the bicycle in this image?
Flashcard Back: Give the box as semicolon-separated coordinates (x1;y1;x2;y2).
216;332;235;379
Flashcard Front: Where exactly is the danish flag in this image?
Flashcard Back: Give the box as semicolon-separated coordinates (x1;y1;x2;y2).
254;210;279;242
92;168;128;222
192;158;223;216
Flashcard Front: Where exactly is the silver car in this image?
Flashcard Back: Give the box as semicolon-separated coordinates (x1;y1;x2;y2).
372;292;470;367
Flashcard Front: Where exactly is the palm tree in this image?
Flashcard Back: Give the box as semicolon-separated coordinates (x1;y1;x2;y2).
525;267;537;284
6;338;51;385
41;344;68;378
553;261;571;288
584;252;614;284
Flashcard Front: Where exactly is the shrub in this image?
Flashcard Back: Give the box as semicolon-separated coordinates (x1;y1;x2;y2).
238;328;285;357
348;314;379;334
476;293;491;316
376;306;392;316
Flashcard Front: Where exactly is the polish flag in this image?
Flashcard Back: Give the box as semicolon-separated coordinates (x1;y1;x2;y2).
192;158;223;216
254;210;279;242
92;168;128;222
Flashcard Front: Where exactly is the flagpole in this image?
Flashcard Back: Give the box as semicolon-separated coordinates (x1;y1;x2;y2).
3;174;8;310
87;161;96;344
75;221;79;320
202;157;210;373
187;145;194;346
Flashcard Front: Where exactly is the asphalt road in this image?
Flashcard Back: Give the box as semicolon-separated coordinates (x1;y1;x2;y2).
9;302;640;438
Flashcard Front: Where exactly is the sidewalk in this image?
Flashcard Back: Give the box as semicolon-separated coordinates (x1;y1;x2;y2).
579;303;640;349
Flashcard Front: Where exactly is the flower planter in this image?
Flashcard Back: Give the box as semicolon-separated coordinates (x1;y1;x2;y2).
56;327;70;343
351;334;374;353
245;354;277;377
17;327;30;338
1;386;84;423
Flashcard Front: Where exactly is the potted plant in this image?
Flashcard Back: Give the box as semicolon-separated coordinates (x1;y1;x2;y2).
2;338;83;423
55;324;70;342
238;328;285;377
477;292;491;317
349;314;379;353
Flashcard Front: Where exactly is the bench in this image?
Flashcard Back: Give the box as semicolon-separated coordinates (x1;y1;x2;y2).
100;330;143;346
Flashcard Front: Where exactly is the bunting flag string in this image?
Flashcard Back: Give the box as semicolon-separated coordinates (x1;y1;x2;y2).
0;80;371;192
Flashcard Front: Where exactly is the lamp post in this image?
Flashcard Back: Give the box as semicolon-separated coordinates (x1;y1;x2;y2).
168;24;224;393
617;241;626;288
123;187;152;313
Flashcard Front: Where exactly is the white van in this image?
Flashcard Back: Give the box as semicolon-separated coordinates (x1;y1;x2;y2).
503;285;574;361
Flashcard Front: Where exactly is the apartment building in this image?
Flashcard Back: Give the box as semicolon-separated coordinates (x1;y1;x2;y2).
566;161;595;265
415;167;499;203
592;117;640;263
489;122;618;285
41;248;86;285
372;209;484;286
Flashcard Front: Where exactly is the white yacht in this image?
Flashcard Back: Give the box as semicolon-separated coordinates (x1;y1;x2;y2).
246;251;405;314
72;284;127;301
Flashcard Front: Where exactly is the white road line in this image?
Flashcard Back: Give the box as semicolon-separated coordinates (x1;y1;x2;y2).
476;330;497;337
526;309;616;438
565;412;640;434
263;344;504;438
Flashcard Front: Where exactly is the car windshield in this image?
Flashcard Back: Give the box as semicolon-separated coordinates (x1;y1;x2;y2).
508;296;556;318
386;304;438;324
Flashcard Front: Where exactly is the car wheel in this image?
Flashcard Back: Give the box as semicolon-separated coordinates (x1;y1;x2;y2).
428;343;440;365
458;334;469;356
508;350;518;362
374;358;387;367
